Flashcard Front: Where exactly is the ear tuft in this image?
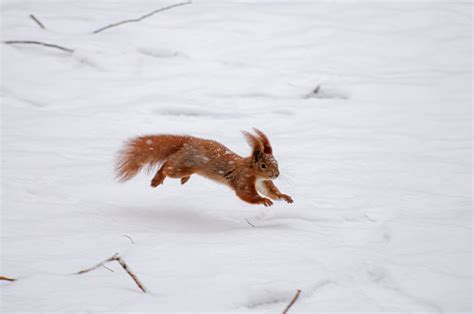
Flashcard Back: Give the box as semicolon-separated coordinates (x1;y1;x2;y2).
242;130;264;162
253;128;272;154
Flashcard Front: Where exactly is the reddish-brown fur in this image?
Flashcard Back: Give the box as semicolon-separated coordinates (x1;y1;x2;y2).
116;129;293;206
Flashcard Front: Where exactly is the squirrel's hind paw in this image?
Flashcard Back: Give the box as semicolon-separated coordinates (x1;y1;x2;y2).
151;176;165;187
180;176;190;185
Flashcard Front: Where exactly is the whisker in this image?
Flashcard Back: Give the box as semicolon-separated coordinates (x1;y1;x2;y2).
280;172;295;184
278;173;296;194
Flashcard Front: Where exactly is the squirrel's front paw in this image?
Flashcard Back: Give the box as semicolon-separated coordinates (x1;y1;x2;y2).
279;194;294;204
261;198;273;207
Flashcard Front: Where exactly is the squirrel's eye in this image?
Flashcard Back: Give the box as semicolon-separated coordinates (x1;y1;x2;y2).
260;164;267;169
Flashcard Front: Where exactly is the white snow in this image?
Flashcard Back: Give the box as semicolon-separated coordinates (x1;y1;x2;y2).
1;0;472;313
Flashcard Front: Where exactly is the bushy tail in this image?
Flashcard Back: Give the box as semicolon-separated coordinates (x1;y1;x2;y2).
115;135;187;182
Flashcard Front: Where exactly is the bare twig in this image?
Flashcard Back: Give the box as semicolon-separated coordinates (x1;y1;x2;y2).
3;40;74;53
122;234;135;244
77;253;119;274
364;213;377;222
282;289;301;314
245;218;256;228
304;84;321;99
77;253;147;293
92;1;192;34
115;256;147;293
30;14;46;29
101;264;115;272
0;275;16;282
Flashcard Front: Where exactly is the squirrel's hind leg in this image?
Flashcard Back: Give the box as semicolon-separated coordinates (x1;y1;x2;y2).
153;152;194;187
151;165;166;187
180;176;191;185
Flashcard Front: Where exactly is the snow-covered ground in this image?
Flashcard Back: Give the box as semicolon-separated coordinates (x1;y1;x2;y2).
1;1;472;313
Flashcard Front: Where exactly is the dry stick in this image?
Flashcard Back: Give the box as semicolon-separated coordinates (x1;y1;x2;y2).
0;275;16;282
77;253;147;293
3;40;74;53
364;213;377;222
115;256;147;293
77;253;119;274
92;1;192;34
122;234;135;244
101;264;115;272
30;14;46;29
312;85;321;94
245;218;256;228
282;289;302;314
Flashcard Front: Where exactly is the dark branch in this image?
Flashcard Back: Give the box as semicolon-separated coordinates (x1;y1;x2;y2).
77;253;147;293
115;256;147;293
4;40;74;53
0;275;16;282
312;85;320;94
76;253;119;274
245;218;256;228
30;14;46;29
122;234;135;244
282;289;301;314
92;1;192;34
101;264;115;272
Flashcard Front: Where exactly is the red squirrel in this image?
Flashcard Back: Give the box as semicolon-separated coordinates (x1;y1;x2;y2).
116;128;293;206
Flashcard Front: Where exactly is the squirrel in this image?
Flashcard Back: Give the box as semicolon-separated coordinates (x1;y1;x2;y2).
115;128;293;206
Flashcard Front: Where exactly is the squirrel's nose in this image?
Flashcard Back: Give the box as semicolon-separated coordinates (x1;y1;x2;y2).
274;170;279;178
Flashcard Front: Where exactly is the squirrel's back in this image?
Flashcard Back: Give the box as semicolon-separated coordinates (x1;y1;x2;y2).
115;134;240;182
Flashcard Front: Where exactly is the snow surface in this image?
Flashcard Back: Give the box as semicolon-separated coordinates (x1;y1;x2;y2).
1;0;472;313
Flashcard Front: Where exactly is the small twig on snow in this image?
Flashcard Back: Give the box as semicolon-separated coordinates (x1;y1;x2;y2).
3;40;74;53
101;264;115;272
77;253;147;293
312;85;321;94
304;84;321;99
245;218;256;228
0;275;16;282
29;14;46;29
92;1;192;34
282;289;301;314
364;213;377;222
76;253;119;274
115;255;147;293
122;234;135;244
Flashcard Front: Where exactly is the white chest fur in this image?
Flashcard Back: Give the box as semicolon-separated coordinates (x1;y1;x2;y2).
255;179;270;197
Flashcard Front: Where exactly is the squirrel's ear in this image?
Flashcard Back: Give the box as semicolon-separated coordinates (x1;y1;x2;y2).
253;128;272;154
243;130;264;162
252;146;263;163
